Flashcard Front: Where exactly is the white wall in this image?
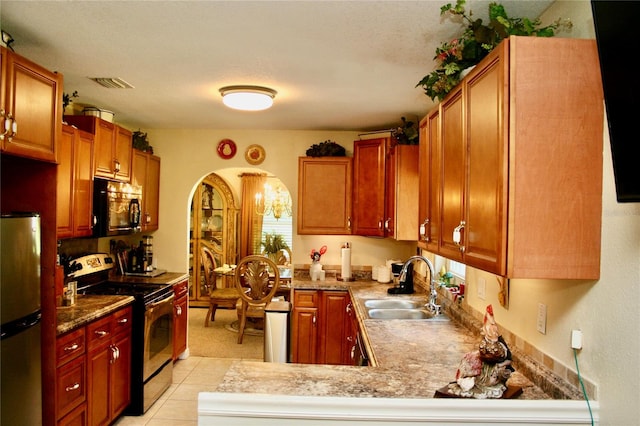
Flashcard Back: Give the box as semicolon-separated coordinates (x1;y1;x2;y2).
462;2;640;425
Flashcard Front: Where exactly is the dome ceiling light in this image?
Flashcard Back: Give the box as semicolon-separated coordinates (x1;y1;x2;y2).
219;85;277;111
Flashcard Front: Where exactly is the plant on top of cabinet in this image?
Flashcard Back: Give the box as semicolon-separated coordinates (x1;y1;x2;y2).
415;0;572;101
305;140;346;157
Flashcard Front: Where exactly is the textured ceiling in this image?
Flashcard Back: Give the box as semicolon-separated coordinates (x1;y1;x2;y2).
1;1;553;131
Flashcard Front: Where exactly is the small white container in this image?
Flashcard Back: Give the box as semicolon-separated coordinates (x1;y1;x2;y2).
377;266;391;283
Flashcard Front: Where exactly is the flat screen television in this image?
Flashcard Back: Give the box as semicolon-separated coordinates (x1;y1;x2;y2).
591;1;640;202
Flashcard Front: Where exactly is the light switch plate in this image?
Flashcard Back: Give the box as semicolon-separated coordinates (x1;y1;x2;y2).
477;278;486;300
537;303;547;334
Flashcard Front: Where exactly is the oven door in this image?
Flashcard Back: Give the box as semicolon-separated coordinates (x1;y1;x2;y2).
143;295;174;381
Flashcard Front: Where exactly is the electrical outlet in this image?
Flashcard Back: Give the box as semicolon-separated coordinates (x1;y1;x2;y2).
537;303;547;334
477;278;486;300
571;330;583;349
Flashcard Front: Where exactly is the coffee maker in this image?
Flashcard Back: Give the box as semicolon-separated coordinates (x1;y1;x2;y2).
142;235;153;272
387;262;414;294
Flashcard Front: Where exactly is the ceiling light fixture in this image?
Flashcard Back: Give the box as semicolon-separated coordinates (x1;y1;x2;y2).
219;85;277;111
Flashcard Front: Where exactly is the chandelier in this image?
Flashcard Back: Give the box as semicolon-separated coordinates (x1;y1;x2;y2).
255;183;292;220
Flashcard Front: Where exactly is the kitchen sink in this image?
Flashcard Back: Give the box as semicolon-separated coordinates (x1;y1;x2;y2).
363;299;423;309
366;308;449;321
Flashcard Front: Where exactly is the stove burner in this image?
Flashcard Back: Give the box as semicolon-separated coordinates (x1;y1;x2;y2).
79;282;173;305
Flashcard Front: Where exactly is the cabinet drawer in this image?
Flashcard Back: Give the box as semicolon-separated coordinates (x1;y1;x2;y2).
86;315;113;351
56;358;86;420
173;279;189;299
293;290;319;307
57;328;86;367
112;305;132;337
57;402;87;426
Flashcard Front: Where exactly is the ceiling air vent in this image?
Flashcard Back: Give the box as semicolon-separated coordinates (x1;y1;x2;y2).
90;77;135;89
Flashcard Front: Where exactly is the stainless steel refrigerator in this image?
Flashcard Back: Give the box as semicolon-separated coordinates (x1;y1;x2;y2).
1;213;42;426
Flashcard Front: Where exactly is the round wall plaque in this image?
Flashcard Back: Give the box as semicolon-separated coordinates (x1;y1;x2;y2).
245;144;266;165
217;139;237;159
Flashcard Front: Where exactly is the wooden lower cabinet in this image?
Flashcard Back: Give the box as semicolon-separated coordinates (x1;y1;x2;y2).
56;328;86;424
86;306;132;426
173;279;189;360
291;290;353;365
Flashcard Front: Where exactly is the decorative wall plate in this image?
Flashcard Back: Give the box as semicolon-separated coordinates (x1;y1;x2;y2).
217;139;237;159
245;144;266;165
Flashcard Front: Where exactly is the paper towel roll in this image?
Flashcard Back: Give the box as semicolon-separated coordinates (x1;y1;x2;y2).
341;247;351;279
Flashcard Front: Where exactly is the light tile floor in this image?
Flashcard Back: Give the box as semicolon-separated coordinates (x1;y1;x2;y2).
114;356;252;426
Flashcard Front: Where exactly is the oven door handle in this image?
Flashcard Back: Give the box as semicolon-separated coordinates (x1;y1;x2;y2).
147;295;174;311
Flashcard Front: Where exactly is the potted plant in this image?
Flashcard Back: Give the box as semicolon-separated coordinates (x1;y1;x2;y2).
416;0;572;101
260;232;290;264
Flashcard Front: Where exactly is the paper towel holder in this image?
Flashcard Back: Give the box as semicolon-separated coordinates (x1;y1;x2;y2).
338;241;354;281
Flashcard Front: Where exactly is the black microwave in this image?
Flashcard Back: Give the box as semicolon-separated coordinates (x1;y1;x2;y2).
93;179;142;237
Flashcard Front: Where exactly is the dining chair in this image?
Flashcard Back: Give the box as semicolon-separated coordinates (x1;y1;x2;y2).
201;246;240;327
234;255;280;344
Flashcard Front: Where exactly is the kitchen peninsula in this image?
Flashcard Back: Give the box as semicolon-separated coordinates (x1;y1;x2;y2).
199;277;596;425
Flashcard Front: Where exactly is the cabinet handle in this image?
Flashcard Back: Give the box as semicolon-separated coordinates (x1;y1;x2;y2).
145;213;151;224
0;110;8;140
114;160;121;174
65;383;80;392
384;218;390;231
420;219;430;242
313;314;316;325
453;221;466;253
176;305;182;316
94;330;109;338
110;345;118;363
347;217;351;229
117;318;128;324
64;343;79;352
377;220;383;230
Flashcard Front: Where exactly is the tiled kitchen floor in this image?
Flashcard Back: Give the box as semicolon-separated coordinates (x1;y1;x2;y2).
114;356;248;426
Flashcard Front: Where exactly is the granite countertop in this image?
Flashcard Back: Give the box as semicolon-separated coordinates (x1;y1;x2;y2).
216;278;550;400
56;295;135;335
56;271;188;336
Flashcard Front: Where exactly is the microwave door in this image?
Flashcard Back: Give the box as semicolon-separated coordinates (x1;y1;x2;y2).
129;198;141;229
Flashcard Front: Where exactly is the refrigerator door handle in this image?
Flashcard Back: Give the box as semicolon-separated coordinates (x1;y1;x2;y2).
0;310;41;340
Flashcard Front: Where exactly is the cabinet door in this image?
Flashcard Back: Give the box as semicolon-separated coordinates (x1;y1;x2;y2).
93;119;117;178
418;109;442;252
384;142;396;238
110;333;131;420
464;52;507;274
291;290;318;364
114;126;132;181
57;125;75;238
352;138;386;236
87;344;110;426
392;144;419;241
438;88;465;262
297;157;352;235
318;291;349;365
1;47;61;162
173;280;189;360
73;130;94;237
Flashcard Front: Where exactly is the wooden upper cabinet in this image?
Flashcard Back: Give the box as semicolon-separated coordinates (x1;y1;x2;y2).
387;143;419;241
352;138;386;236
57;124;94;239
297;157;352;235
418;109;441;252
63;115;133;182
1;46;62;162
132;149;161;232
422;36;603;279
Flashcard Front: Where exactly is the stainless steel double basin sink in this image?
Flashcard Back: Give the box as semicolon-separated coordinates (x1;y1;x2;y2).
363;299;449;321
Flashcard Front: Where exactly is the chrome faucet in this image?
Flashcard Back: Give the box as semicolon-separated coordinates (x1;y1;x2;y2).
397;255;440;315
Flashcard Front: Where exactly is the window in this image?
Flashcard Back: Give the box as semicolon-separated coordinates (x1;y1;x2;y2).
448;259;466;279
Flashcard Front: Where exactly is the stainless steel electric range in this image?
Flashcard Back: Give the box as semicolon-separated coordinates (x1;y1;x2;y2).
68;253;174;415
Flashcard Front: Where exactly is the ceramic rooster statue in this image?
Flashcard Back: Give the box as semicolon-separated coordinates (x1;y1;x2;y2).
445;304;514;398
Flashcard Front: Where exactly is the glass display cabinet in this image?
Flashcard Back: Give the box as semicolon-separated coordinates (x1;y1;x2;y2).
189;173;238;307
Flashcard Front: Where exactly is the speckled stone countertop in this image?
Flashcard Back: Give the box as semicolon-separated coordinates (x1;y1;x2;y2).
216;278;550;400
56;271;188;336
56;295;135;335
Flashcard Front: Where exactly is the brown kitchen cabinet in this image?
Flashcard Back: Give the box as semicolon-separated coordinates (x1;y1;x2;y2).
132;149;161;232
352;137;419;239
1;46;62;163
172;279;189;360
86;305;132;426
57;124;94;239
420;36;604;279
297;157;352;235
291;289;353;365
56;328;87;425
417;109;441;253
63;115;133;182
290;290;319;364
